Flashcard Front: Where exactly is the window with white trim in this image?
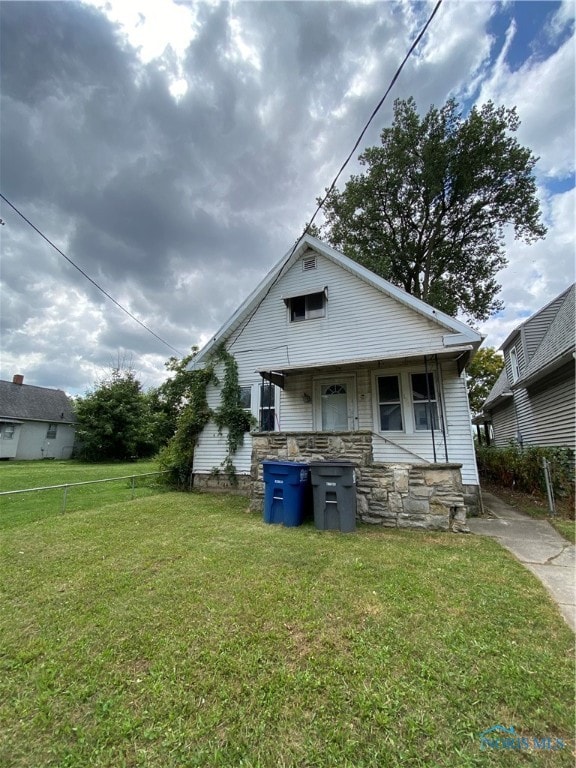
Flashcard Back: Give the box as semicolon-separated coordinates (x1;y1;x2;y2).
411;373;439;431
374;370;442;434
46;423;57;439
289;292;325;322
259;382;277;431
1;424;15;440
509;346;520;383
239;386;252;411
377;375;403;431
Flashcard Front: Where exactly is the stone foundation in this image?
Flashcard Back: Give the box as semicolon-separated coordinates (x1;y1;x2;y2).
251;431;478;532
193;471;252;495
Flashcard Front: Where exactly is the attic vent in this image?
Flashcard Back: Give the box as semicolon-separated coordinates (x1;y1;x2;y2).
302;255;317;271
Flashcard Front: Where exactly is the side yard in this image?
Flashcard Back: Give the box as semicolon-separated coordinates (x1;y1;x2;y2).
1;492;574;767
0;459;166;529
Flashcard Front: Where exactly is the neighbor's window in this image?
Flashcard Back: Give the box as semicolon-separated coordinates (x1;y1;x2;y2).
289;292;325;322
411;373;439;431
509;346;520;383
46;423;57;439
1;424;15;440
259;382;276;431
377;375;403;431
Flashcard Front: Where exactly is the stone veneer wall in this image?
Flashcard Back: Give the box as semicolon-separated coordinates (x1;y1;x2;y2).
250;431;477;531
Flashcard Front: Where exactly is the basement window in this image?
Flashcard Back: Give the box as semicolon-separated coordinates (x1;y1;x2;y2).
289;291;325;322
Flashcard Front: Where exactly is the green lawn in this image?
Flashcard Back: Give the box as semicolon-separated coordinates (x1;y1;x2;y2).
1;493;573;767
0;459;165;530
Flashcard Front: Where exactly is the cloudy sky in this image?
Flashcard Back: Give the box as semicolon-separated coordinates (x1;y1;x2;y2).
1;0;574;395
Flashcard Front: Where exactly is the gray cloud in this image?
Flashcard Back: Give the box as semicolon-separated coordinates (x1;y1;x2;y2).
0;0;573;393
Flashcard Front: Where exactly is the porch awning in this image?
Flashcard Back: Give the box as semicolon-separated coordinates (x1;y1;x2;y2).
257;344;474;387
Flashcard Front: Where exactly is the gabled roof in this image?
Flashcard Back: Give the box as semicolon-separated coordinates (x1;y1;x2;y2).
0;380;76;424
514;283;575;388
481;368;512;412
190;234;483;367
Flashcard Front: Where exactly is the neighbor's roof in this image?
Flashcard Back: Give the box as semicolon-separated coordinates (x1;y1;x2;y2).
0;380;76;423
481;367;512;412
189;234;483;368
514;283;575;387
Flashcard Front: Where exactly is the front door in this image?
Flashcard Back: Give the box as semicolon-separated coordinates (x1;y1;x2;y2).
314;376;356;431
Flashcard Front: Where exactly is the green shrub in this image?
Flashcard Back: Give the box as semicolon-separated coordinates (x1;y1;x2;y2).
476;443;574;500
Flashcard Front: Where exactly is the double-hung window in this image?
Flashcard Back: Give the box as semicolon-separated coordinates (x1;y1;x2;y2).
375;371;441;433
377;375;403;431
411;373;439;431
1;424;15;440
46;423;57;439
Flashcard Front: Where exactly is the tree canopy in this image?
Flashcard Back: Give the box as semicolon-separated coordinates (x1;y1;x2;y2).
466;347;505;416
75;366;154;461
320;97;546;322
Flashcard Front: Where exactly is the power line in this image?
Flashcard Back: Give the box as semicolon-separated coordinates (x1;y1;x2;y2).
229;0;443;349
0;193;183;356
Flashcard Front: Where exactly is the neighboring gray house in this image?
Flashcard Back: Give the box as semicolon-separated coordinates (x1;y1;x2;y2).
476;284;575;452
188;235;484;529
0;375;76;460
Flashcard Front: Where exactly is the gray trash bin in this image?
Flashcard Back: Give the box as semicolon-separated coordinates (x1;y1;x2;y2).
310;461;356;532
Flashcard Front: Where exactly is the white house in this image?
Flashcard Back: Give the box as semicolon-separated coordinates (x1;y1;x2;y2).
0;375;76;460
189;235;483;529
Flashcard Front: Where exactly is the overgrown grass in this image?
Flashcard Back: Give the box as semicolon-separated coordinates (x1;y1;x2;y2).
1;493;574;767
0;460;165;530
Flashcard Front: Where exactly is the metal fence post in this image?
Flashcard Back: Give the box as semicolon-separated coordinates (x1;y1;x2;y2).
62;485;69;514
542;457;556;516
131;476;135;500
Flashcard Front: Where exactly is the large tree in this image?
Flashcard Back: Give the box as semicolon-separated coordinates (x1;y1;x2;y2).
321;97;546;321
466;347;505;416
146;348;198;448
75;366;153;461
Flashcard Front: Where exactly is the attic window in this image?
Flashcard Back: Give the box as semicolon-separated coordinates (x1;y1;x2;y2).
302;255;317;271
510;346;520;383
289;291;325;322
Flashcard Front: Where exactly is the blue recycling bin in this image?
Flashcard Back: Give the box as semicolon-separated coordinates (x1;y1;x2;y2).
262;460;310;527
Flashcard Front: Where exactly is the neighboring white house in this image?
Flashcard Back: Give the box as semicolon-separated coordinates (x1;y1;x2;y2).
476;283;575;452
0;375;76;460
189;235;484;528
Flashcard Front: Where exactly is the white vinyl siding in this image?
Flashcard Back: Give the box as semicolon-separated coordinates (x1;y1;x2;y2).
192;250;479;485
225;249;446;373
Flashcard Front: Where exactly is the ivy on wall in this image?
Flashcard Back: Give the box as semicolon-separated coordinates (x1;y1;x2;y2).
159;344;253;487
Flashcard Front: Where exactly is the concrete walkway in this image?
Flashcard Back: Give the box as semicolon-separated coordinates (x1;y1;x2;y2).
467;492;575;632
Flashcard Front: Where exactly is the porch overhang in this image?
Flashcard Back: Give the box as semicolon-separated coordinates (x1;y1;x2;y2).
257;344;474;387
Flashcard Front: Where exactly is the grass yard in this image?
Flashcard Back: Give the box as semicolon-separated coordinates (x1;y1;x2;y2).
1;493;574;767
0;460;165;530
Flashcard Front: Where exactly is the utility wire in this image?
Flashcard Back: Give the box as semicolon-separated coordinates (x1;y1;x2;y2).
229;0;443;351
308;0;443;232
0;192;183;356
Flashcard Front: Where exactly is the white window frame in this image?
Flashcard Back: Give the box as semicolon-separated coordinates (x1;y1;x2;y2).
410;372;440;432
46;423;57;439
375;373;404;433
509;346;520;383
372;369;445;436
287;291;326;323
1;424;15;440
